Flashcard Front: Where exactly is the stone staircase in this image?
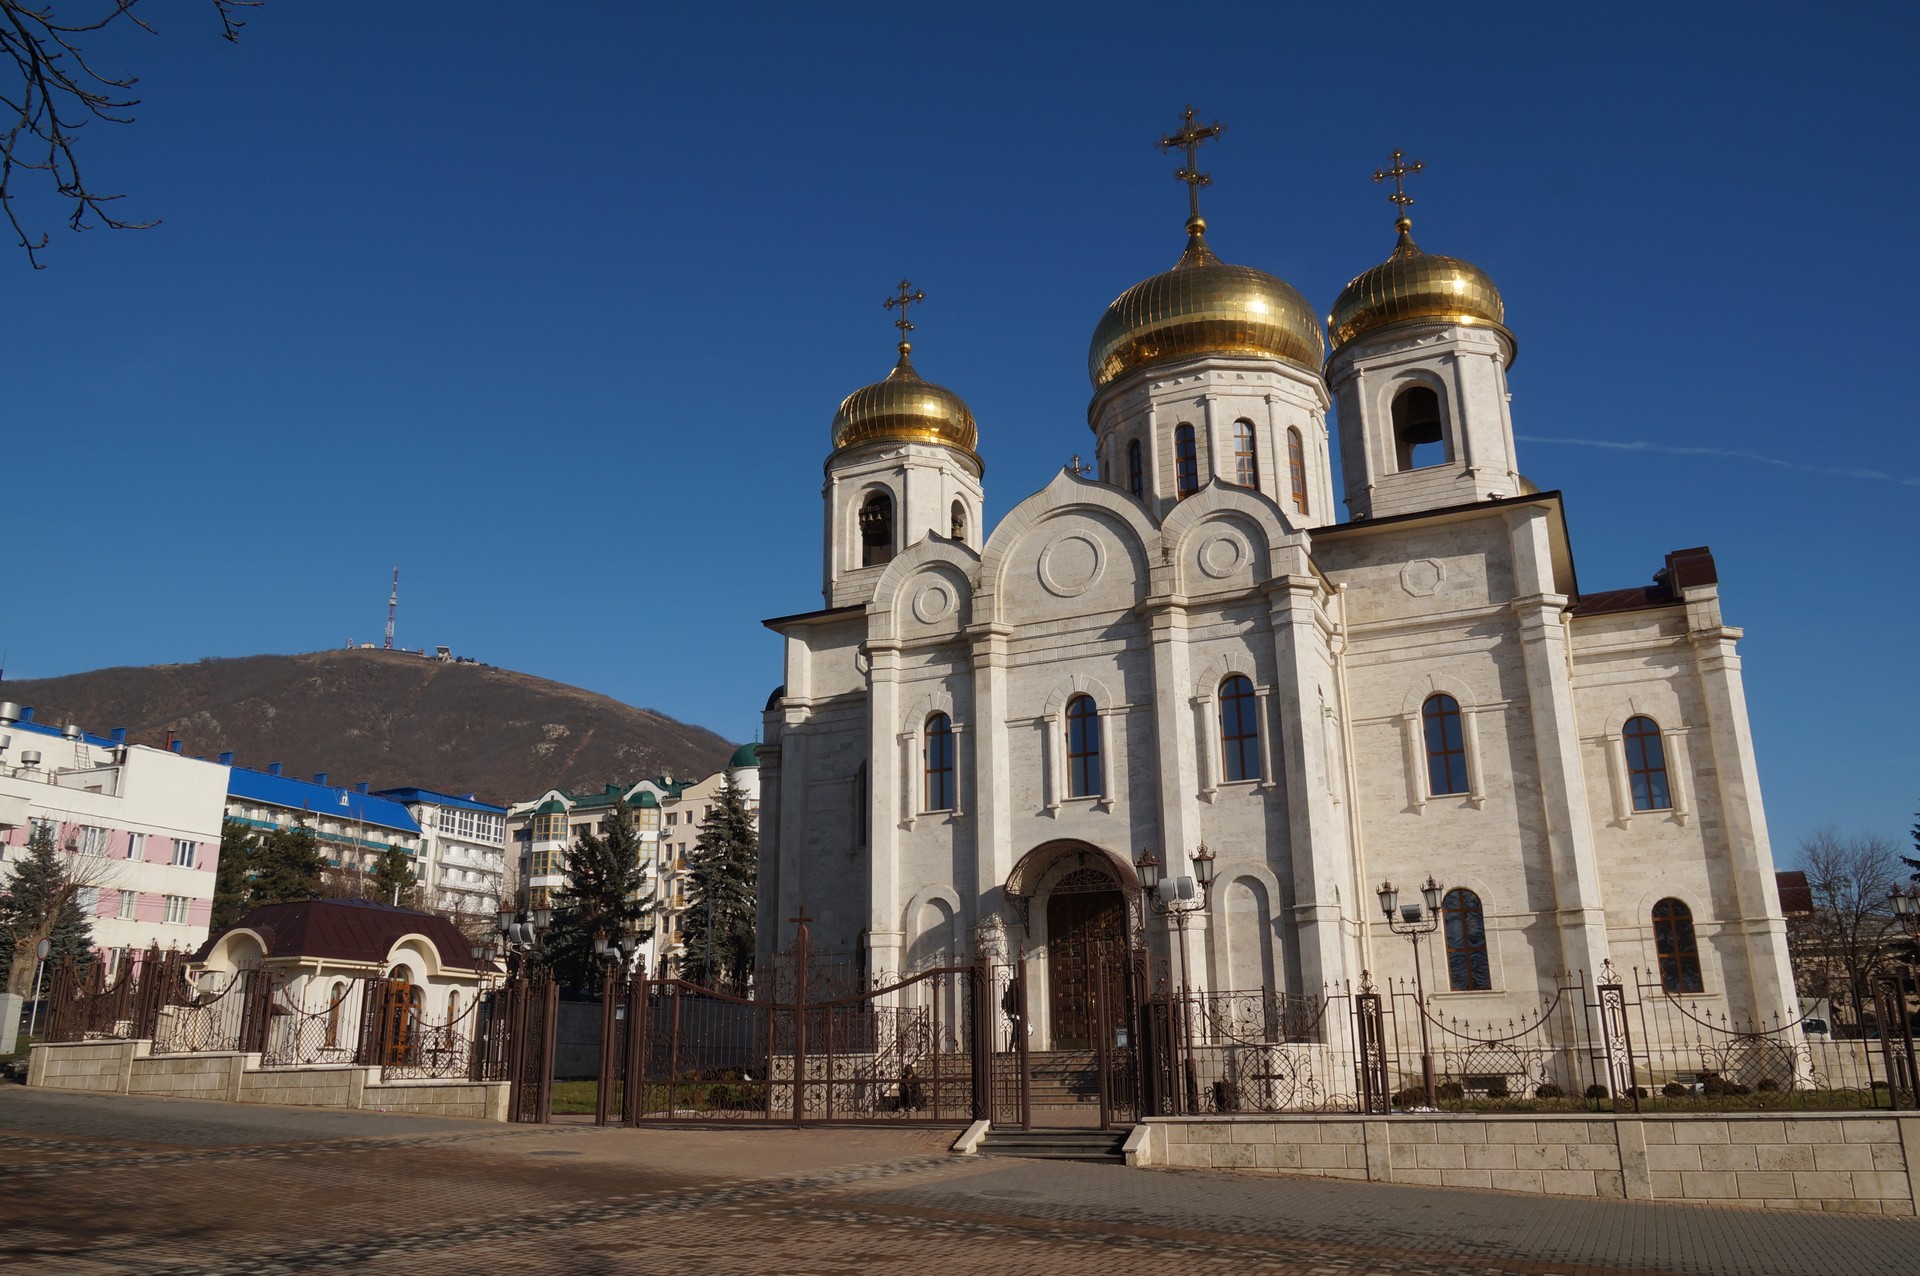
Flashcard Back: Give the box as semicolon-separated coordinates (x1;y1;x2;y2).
977;1126;1130;1162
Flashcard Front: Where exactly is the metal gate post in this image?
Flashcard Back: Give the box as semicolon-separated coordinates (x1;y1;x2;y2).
595;965;618;1126
970;951;990;1121
624;973;647;1125
1016;948;1032;1131
1093;946;1113;1130
535;975;558;1123
792;916;810;1126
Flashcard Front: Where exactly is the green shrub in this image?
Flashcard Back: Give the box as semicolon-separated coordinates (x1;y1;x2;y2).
1584;1083;1610;1100
1435;1080;1464;1101
1662;1081;1690;1098
1534;1082;1564;1099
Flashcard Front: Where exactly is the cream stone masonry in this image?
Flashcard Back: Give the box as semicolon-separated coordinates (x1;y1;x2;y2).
761;167;1798;1059
1137;1113;1920;1215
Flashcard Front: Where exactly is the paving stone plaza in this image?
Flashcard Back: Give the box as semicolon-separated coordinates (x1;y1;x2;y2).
2;1087;1913;1275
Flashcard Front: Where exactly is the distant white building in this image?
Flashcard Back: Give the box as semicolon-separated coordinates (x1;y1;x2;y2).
504;747;761;974
370;788;508;925
223;763;423;886
0;703;229;969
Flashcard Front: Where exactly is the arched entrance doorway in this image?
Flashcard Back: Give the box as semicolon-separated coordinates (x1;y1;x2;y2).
1045;868;1126;1050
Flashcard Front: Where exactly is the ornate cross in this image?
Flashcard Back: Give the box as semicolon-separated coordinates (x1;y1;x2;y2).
1373;148;1425;217
1159;105;1224;224
883;279;926;340
1068;455;1091;476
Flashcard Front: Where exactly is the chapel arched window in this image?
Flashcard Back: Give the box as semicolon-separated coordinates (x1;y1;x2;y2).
1422;694;1469;797
324;980;347;1048
1287;426;1309;515
950;500;967;544
859;491;895;567
1065;695;1102;799
1218;675;1262;783
1174;424;1199;498
1623;716;1672;811
1442;889;1492;990
923;713;954;813
1232;420;1259;490
1653;898;1704;993
1392;386;1446;471
1127;439;1144;498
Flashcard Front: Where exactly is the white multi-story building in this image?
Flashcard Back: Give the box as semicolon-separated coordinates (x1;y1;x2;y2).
371;787;508;924
0;704;229;966
223;763;423;884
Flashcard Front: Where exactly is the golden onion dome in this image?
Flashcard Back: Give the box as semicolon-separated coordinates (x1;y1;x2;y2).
1328;218;1509;354
830;344;978;459
1088;218;1325;390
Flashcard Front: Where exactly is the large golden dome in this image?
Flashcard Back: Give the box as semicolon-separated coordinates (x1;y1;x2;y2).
1329;219;1509;353
830;344;978;459
1088;220;1325;390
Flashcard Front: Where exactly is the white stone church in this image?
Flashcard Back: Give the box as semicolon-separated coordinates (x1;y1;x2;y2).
757;132;1796;1052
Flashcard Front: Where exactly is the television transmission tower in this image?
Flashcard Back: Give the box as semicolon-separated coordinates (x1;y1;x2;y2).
383;567;399;650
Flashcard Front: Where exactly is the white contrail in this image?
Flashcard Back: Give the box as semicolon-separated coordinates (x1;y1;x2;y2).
1515;435;1920;488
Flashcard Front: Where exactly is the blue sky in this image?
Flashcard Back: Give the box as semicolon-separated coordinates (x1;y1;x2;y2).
5;3;1915;858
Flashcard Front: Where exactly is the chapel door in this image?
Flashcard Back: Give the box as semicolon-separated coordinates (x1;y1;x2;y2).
1046;877;1125;1051
385;968;418;1064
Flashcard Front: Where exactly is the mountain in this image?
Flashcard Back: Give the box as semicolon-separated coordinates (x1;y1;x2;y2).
0;650;736;806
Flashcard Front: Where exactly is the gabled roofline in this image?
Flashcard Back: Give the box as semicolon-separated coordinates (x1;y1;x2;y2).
763;603;864;631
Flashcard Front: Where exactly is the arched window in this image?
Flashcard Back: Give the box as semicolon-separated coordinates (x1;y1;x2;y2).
1287;426;1309;515
950;500;967;543
324;980;347;1047
923;713;954;812
1232;420;1259;489
1127;439;1144;498
859;491;895;567
1065;695;1102;798
1174;424;1199;498
1218;675;1262;783
854;761;870;847
446;989;461;1024
1422;694;1469;796
1442;889;1491;990
1653;898;1704;993
1623;716;1672;811
1392;386;1446;471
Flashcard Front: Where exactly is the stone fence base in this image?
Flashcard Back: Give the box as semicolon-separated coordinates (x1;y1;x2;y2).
26;1039;508;1122
1136;1112;1920;1216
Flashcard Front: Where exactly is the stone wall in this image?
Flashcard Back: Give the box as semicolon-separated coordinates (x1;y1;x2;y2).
27;1040;507;1122
1138;1113;1920;1215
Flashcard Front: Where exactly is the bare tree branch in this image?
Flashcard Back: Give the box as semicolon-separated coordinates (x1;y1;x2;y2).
0;0;260;268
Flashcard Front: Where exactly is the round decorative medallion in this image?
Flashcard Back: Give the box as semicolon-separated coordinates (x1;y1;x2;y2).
1038;533;1105;598
1400;558;1446;597
912;582;955;624
1198;531;1250;580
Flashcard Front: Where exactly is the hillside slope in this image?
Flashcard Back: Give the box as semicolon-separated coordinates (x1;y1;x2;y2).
1;650;735;806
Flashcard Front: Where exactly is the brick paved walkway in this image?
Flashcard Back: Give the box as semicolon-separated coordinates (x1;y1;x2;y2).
3;1086;1913;1275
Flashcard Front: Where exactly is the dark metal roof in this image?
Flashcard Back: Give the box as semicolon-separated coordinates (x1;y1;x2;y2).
1775;871;1814;916
194;898;494;973
1569;546;1717;619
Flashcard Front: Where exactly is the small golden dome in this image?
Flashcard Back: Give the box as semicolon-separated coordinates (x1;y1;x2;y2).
1088;220;1325;390
1328;219;1509;353
831;344;978;458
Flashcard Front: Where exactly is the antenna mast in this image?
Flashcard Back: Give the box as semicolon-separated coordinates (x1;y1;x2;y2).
383;568;399;650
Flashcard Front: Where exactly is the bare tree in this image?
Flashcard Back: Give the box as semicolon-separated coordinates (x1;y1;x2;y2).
2;0;260;267
2;824;117;996
1791;826;1905;1034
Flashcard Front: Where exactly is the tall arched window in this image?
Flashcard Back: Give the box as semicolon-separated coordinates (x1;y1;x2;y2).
1065;695;1102;798
1174;424;1199;498
1422;694;1469;796
1653;898;1704;993
854;761;870;847
1287;426;1309;515
1623;716;1672;811
1232;420;1259;489
923;713;954;812
1442;889;1491;990
1127;439;1144;498
859;491;895;567
1392;386;1446;470
446;989;461;1023
324;980;347;1047
950;500;967;544
1218;675;1262;782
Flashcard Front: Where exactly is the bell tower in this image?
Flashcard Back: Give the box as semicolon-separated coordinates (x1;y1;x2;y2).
822;281;984;607
1325;152;1521;521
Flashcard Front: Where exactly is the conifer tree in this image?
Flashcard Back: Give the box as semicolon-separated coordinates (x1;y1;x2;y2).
1;823;98;995
249;821;326;906
370;846;420;908
543;803;654;990
210;819;257;930
680;774;758;990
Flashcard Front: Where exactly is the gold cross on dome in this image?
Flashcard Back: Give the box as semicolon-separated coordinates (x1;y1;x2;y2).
883;279;926;341
1159;105;1225;225
1373;148;1425;217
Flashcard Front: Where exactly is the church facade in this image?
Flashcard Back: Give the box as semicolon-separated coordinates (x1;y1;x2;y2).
757;133;1797;1052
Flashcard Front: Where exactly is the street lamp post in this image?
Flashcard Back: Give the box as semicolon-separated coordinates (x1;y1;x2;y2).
1136;844;1217;1113
495;899;552;976
1378;875;1445;1110
25;937;52;1038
